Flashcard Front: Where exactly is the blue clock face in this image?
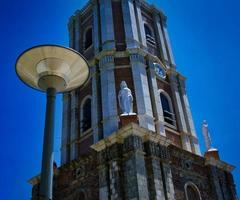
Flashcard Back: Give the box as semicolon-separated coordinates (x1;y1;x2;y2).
154;63;166;79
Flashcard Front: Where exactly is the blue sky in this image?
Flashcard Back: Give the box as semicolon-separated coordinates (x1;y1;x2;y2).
0;0;239;199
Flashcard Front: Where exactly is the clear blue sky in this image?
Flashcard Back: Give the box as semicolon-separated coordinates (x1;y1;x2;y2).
0;0;239;199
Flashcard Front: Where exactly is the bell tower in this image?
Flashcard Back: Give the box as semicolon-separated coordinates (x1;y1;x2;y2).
61;0;201;165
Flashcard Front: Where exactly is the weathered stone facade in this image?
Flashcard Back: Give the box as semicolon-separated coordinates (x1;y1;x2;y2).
30;0;238;199
30;124;237;200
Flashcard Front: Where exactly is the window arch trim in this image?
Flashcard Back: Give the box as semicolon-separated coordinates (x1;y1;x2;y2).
83;26;93;51
184;181;202;200
80;95;92;134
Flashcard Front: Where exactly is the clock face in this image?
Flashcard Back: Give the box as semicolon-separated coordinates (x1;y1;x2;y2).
154;63;166;79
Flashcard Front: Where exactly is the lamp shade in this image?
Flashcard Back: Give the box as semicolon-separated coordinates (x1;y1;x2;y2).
16;45;90;92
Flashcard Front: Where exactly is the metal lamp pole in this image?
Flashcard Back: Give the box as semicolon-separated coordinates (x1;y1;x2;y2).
39;88;56;199
15;45;90;200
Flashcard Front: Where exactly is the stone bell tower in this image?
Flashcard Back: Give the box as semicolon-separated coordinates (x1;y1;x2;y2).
30;0;238;199
61;0;201;166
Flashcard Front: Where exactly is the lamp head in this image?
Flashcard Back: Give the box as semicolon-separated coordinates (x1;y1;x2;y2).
16;45;90;93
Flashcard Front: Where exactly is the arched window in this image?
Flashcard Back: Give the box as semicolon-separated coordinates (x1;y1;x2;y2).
185;182;201;200
144;23;155;45
84;27;93;50
80;96;92;134
159;90;176;126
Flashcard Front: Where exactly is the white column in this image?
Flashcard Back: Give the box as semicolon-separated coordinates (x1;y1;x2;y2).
162;21;176;67
179;76;201;155
99;55;119;137
122;0;140;49
130;53;155;131
91;65;100;143
147;61;166;136
169;70;191;152
61;93;70;165
153;13;169;63
93;0;100;54
70;90;78;160
99;0;115;50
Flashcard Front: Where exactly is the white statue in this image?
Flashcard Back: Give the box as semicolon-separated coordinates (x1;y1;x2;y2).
202;120;212;151
118;81;133;115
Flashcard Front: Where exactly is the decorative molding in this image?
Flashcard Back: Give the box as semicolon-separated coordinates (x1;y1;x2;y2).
205;157;235;172
91;123;171;153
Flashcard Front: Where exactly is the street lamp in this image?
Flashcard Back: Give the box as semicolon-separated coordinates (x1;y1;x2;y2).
15;45;90;200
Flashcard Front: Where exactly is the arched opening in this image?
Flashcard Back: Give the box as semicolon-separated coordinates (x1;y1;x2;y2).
80;96;92;133
185;182;201;200
160;91;175;126
84;27;93;50
144;23;155;45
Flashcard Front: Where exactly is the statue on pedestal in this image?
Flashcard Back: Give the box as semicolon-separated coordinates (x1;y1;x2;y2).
118;81;133;115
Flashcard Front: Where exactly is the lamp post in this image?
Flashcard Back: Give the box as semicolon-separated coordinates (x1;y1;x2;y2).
15;45;90;200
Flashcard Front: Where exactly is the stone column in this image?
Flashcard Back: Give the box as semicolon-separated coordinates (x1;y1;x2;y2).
99;0;115;50
161;162;175;200
123;135;149;200
61;93;71;165
153;13;169;63
99;55;119;137
122;0;140;49
147;60;166;136
169;70;192;152
145;142;166;200
70;90;78;160
92;64;100;143
92;0;100;54
162;20;176;68
178;76;201;155
130;53;155;131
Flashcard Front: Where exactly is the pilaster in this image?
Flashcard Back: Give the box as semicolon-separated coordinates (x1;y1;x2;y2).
168;70;191;152
92;0;100;54
135;0;147;47
145;142;168;200
99;0;115;50
98;150;110;200
99;55;119;137
123;135;149;200
130;53;155;131
91;64;100;143
162;20;176;68
70;90;78;160
153;13;169;63
68;17;75;49
161;162;175;200
147;60;166;136
74;11;81;52
61;93;71;165
122;0;140;49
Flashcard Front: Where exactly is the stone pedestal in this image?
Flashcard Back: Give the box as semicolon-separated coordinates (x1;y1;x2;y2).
204;148;220;160
120;113;138;126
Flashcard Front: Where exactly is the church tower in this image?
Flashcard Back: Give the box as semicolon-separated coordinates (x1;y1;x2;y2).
61;0;201;165
30;0;238;199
